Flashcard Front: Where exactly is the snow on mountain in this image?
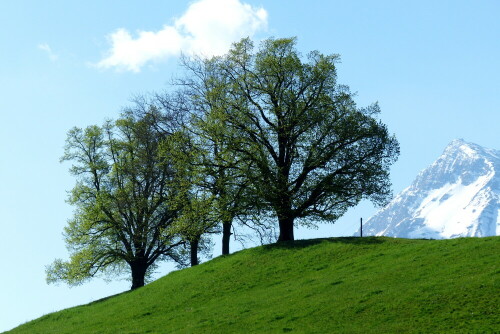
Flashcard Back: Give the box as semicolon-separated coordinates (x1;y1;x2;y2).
359;139;500;239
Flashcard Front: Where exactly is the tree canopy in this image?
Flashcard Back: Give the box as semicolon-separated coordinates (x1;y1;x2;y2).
47;108;186;289
202;37;400;241
173;55;264;255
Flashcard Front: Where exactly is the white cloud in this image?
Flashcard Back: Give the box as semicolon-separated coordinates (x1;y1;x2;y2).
96;0;268;72
38;43;59;61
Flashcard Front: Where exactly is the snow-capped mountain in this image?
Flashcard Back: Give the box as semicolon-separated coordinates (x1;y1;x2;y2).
359;139;500;239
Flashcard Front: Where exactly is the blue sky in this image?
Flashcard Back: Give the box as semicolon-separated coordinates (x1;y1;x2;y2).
1;0;499;331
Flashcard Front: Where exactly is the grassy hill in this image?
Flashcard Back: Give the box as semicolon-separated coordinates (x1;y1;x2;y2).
6;236;499;333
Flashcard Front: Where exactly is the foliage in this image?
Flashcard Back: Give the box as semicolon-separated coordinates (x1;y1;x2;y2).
169;55;267;254
46;108;186;289
163;130;220;266
14;237;500;333
206;37;400;241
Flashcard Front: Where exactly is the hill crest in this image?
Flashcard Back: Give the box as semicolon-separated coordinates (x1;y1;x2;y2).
6;236;499;333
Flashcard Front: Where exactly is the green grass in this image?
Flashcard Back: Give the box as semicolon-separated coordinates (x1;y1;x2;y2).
6;237;499;333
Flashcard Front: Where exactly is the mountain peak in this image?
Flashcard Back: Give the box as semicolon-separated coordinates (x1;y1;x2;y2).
447;138;468;147
443;139;499;161
444;138;471;153
359;140;499;239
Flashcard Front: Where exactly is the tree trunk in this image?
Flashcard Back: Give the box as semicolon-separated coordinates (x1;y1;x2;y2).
190;239;199;266
130;261;147;290
222;221;232;255
277;216;294;242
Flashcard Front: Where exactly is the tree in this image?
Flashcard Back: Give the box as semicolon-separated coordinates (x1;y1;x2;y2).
172;56;258;255
173;195;218;267
163;130;220;266
47;108;185;290
214;37;400;241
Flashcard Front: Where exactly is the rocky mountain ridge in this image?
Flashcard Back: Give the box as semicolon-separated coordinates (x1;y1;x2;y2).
359;139;499;238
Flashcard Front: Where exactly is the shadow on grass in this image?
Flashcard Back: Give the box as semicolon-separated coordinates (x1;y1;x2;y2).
264;236;386;250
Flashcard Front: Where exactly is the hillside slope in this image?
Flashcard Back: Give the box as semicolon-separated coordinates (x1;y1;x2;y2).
6;237;499;333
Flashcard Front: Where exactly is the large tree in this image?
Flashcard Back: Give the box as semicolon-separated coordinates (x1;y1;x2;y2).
47;108;185;290
214;37;400;241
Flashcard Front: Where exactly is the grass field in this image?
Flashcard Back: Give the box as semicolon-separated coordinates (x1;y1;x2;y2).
6;236;499;333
